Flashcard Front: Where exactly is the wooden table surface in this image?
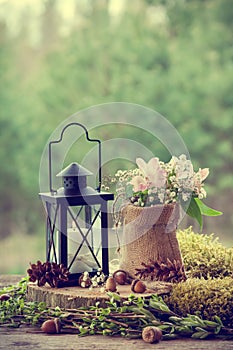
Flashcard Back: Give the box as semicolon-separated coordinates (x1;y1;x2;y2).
1;275;233;350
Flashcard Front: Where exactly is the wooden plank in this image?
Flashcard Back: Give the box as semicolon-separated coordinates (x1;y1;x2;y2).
0;327;232;350
0;275;24;289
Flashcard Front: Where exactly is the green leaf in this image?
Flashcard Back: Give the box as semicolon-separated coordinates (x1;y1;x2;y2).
149;300;172;314
192;331;210;339
213;315;223;326
169;316;183;323
215;325;222;335
130;307;157;320
203;320;219;329
194;198;223;217
186;197;203;230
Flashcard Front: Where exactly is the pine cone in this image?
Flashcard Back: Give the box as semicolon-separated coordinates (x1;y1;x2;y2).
27;261;70;288
135;258;186;283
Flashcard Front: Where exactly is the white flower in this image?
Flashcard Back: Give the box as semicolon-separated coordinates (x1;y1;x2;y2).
149;196;154;202
172;155;194;191
116;170;123;176
158;192;165;203
180;154;187;161
199;187;207;198
169;175;176;182
182;192;191;201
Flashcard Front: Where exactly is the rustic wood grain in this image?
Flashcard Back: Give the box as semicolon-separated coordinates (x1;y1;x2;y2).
26;281;172;309
0;275;24;289
1;275;233;350
0;327;232;350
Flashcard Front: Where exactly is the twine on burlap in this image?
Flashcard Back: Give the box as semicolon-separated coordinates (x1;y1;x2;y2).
119;203;183;278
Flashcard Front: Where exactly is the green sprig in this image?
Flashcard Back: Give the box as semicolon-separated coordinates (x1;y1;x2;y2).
1;278;233;340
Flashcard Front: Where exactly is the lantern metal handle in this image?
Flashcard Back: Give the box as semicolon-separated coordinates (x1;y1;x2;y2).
48;122;102;193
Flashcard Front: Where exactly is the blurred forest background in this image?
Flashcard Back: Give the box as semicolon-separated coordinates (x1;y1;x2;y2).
0;0;232;274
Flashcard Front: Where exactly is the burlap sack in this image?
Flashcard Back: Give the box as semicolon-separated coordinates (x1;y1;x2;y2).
119;203;182;278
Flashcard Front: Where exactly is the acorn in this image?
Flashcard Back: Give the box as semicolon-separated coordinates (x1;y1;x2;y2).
105;277;117;292
112;270;129;285
0;294;11;302
41;318;61;334
142;326;162;343
131;279;146;293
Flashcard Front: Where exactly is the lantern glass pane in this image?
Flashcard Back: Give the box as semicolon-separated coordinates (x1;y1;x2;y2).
67;205;102;273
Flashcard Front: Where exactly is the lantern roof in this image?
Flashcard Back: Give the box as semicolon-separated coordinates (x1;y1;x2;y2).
56;162;93;177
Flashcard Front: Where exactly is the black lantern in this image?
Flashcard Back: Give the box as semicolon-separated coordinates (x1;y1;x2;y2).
39;122;114;286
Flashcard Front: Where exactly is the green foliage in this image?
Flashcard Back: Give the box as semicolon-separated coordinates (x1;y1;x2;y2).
186;198;222;231
186;198;203;230
0;0;232;242
1;278;233;340
165;277;233;328
177;228;233;279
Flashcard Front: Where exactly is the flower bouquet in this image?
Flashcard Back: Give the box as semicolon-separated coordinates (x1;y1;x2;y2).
112;155;222;281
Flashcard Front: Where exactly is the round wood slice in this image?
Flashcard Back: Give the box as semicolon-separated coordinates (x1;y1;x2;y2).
27;281;172;309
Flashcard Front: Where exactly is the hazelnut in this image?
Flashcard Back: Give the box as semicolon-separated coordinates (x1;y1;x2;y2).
131;279;146;293
105;277;117;292
41;318;61;334
78;274;92;288
0;294;11;302
142;326;162;343
112;270;129;285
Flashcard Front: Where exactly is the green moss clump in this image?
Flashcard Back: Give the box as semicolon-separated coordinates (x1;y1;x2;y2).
164;277;233;327
177;227;233;279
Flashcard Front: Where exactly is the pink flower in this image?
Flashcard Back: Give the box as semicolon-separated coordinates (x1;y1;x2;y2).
194;168;209;186
136;157;166;188
199;168;209;181
130;175;148;192
193;168;209;196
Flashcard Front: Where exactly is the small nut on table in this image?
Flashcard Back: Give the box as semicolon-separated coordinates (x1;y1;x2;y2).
112;270;129;285
105;277;117;292
142;326;162;343
131;279;146;293
0;294;11;302
41;318;61;334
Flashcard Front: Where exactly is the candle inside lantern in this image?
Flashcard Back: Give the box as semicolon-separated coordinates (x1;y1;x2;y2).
67;226;102;274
